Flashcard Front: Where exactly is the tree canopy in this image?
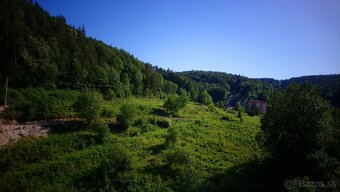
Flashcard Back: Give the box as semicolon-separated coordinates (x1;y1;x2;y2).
260;83;338;180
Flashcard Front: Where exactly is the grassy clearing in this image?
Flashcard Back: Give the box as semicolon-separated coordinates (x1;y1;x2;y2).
0;97;264;191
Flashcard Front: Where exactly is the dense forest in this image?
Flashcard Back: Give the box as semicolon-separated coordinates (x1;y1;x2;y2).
0;0;339;191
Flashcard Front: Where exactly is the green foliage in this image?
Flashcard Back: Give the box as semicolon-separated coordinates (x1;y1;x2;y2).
163;95;189;116
165;127;179;147
197;90;213;105
116;172;172;192
237;110;243;118
174;167;204;192
235;102;241;111
0;88;66;121
101;107;116;118
208;88;227;103
221;115;238;122
117;103;138;129
207;103;216;112
164;148;192;166
0;132;98;174
104;146;132;177
164;80;178;94
260;83;338;179
0;0;171;98
94;121;110;143
157;118;172;128
0;97;264;191
73;90;103;125
151;117;172;128
248;104;260;116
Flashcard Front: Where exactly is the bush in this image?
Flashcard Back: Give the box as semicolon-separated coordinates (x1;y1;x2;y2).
2;88;56;121
197;90;213;105
102;89;116;101
105;146;131;176
93;121;110;143
73;90;103;125
165;127;179;147
174;167;204;192
164;148;192;166
117;103;138;129
208;104;216;112
125;127;141;136
248;104;260;116
101;108;115;118
237;110;243;118
163;95;188;116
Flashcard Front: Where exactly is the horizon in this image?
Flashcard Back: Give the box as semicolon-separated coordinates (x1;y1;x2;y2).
36;0;340;80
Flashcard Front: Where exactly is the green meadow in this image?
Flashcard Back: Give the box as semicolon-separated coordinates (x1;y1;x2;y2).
0;97;264;191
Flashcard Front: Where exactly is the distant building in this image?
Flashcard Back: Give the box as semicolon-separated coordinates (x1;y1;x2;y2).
246;99;267;114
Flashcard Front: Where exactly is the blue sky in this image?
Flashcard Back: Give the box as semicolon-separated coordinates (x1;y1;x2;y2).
36;0;340;79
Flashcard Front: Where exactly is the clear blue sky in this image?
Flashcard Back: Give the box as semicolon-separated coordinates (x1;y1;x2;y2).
36;0;340;79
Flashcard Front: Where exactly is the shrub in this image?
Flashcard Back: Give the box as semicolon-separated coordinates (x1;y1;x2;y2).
2;88;56;121
165;127;179;147
163;95;188;116
197;90;213;105
101;108;115;118
125;127;141;136
105;146;131;176
174;167;204;192
102;89;115;101
73;90;103;125
208;104;216;112
237;110;243;118
248;104;260;116
93;121;110;143
164;148;191;166
117;103;138;129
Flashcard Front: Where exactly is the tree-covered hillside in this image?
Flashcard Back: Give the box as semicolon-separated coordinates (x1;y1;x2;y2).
171;70;340;107
0;0;167;98
1;0;339;108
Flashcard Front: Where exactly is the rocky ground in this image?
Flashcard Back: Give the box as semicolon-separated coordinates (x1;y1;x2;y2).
0;106;49;147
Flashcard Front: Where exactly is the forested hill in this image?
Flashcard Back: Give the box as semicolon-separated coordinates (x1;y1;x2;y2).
0;0;339;107
280;75;340;107
0;0;166;98
177;71;340;107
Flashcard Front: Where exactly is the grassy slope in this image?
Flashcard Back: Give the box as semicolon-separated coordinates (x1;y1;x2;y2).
0;97;263;191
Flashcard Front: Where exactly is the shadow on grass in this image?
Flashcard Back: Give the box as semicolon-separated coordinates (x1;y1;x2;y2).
152;108;168;117
144;164;178;179
108;123;126;134
74;165;108;191
46;120;87;134
205;158;282;192
147;143;166;154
